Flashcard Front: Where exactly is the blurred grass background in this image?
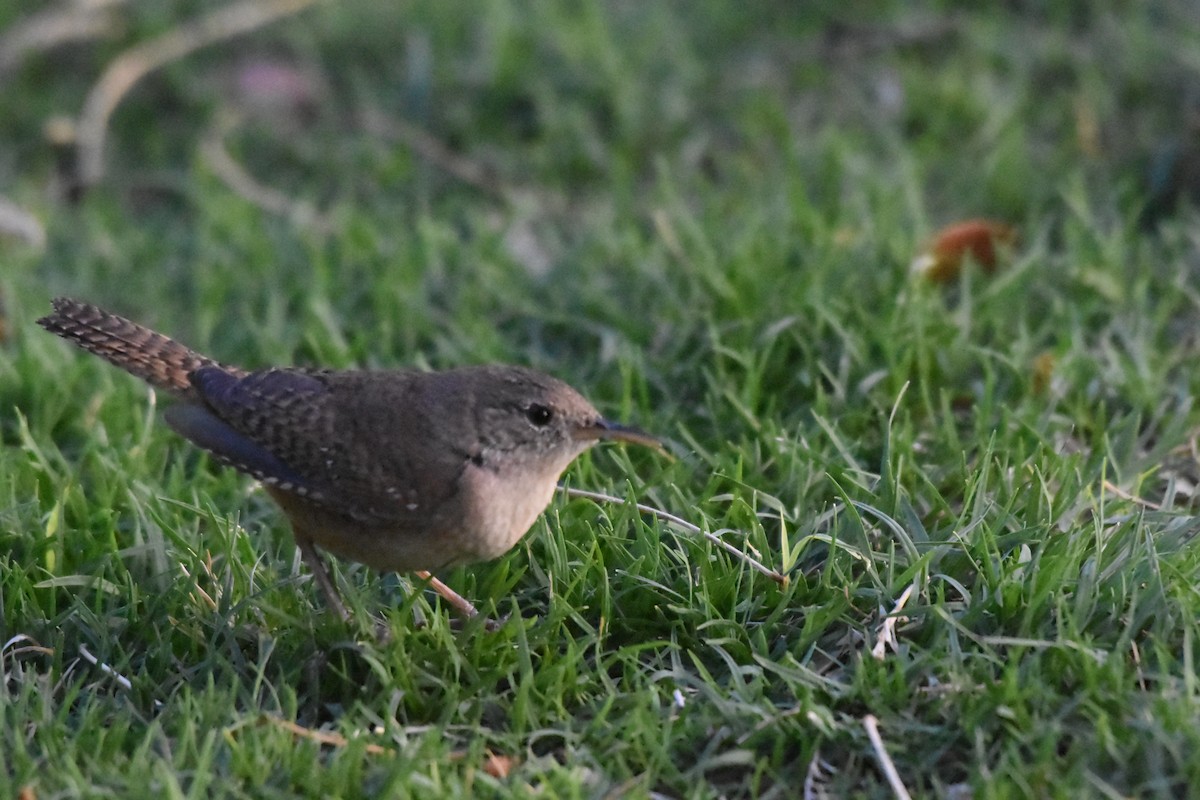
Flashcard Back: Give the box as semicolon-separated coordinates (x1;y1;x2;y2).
3;1;1200;796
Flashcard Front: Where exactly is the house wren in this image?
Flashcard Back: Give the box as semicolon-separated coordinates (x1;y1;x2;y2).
38;298;661;622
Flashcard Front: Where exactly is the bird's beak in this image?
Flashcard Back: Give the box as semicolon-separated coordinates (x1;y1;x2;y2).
574;418;667;454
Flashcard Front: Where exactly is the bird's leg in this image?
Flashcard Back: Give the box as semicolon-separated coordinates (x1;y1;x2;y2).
414;570;480;619
295;532;491;629
295;535;350;622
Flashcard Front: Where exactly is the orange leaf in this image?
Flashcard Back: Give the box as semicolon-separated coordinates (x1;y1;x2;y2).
914;219;1016;283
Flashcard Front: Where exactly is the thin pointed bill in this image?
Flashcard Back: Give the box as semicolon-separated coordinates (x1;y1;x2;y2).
574;418;667;454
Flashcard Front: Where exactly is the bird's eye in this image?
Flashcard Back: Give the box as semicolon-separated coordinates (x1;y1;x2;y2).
525;403;554;427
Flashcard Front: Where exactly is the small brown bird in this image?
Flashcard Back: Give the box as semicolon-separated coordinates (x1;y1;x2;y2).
38;298;661;622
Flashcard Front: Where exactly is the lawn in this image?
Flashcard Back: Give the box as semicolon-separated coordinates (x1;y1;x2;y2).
3;2;1200;797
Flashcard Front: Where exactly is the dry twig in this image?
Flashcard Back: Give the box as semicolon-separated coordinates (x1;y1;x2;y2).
76;0;321;186
264;714;393;755
0;0;124;75
258;715;516;777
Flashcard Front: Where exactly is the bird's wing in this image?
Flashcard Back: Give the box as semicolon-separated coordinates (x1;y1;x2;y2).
165;367;469;525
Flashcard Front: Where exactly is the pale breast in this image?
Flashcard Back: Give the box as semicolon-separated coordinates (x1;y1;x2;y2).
457;461;561;561
267;464;562;573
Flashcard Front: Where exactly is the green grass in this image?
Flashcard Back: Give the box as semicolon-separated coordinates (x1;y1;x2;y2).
4;2;1200;797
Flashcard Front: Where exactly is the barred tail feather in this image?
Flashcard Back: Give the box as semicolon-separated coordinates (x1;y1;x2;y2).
37;297;240;394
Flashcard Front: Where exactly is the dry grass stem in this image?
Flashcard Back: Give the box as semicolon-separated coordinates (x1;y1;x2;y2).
77;644;133;690
199;118;331;233
863;714;912;800
871;582;916;660
1101;479;1161;510
359;105;510;202
563;486;788;585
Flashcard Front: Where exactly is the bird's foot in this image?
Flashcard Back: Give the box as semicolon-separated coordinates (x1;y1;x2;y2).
415;570;505;631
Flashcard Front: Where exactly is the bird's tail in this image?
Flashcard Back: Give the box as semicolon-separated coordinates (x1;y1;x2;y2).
37;297;238;394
